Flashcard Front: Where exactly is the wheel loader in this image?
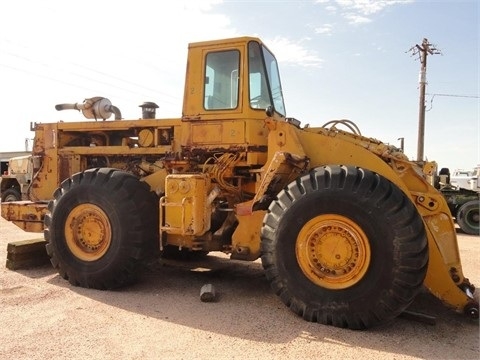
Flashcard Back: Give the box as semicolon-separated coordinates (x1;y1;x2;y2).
1;36;478;329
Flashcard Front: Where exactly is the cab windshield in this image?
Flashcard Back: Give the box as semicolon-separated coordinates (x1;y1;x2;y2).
248;41;286;117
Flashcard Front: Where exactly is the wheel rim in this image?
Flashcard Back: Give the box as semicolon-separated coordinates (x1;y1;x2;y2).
5;194;18;202
296;214;371;290
64;204;112;261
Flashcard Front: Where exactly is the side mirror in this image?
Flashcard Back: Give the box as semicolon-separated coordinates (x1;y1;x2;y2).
266;105;274;117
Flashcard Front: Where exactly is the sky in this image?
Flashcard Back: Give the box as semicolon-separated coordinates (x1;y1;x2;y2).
0;0;478;172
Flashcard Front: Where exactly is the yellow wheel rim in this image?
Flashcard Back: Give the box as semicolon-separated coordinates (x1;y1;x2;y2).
64;204;112;262
296;214;371;290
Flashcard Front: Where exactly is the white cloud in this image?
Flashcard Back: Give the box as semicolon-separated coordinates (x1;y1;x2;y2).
343;13;372;24
316;0;413;25
326;5;338;13
267;37;324;68
336;0;414;15
315;24;334;35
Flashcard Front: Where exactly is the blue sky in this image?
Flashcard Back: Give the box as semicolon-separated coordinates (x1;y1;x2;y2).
0;0;478;172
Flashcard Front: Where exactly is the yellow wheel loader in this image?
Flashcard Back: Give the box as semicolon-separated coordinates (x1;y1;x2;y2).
1;37;477;329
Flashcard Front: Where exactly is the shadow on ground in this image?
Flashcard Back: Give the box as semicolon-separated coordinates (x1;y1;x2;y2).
23;252;478;360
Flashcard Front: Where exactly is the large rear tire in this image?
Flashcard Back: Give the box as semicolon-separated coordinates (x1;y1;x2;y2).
457;200;479;235
261;165;428;329
44;168;159;289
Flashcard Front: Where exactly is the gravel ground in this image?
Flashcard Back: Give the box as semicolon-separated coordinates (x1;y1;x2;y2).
0;215;478;360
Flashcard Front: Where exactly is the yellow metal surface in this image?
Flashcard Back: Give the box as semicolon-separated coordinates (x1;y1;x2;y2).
141;168;169;196
191;121;245;144
423;225;473;312
137;128;155;147
10;220;43;233
161;174;211;236
64;204;112;262
295;214;371;290
180;118;268;160
1;201;47;232
28;119;183;201
249;151;308;214
231;210;266;261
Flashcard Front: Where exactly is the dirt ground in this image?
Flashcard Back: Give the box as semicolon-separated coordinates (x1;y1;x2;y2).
0;215;478;360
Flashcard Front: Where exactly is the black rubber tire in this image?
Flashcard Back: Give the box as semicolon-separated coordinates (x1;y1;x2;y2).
44;168;159;289
260;165;428;329
457;200;479;235
1;188;21;202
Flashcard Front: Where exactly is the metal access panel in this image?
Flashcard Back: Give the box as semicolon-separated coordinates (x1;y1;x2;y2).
160;173;211;236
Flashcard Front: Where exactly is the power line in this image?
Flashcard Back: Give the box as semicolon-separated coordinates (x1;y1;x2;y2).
426;93;480;99
425;92;480;112
0;40;183;106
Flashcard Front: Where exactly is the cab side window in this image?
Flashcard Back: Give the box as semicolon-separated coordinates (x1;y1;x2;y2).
204;50;240;110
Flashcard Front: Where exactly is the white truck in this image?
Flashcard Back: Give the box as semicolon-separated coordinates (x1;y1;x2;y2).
438;166;479;235
0;155;37;202
450;167;479;191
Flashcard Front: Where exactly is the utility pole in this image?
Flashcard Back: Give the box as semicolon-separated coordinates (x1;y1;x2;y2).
408;38;441;162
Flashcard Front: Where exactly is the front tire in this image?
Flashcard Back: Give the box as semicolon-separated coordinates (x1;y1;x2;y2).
44;168;159;289
261;165;428;329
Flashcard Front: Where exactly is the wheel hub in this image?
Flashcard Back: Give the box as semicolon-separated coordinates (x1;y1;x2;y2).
65;204;112;261
468;209;479;224
296;214;371;289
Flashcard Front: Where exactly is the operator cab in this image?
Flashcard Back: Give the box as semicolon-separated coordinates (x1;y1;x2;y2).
201;39;286;116
181;37;286;157
183;37;286;121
